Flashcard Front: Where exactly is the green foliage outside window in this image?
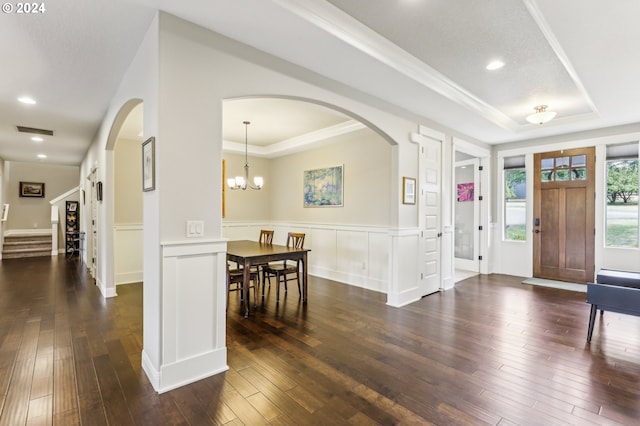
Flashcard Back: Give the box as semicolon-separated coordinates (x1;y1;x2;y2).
505;168;526;241
606;159;638;248
607;160;638;204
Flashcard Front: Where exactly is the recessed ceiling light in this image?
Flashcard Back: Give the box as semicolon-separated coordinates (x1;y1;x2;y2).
486;60;505;71
31;136;44;142
18;96;37;105
37;154;47;159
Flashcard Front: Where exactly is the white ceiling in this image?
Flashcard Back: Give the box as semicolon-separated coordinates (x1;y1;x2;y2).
2;0;640;165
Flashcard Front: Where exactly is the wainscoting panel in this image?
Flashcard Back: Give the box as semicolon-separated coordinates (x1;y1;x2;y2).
387;229;421;307
368;232;390;292
156;239;228;393
114;224;143;285
222;222;390;294
308;227;337;277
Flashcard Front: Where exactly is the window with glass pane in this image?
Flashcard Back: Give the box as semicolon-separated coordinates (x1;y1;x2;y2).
540;158;554;182
571;155;587;180
539;155;588;182
504;156;526;241
605;143;639;247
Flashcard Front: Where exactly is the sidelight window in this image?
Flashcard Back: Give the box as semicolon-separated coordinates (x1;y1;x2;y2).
504;156;526;241
605;143;639;248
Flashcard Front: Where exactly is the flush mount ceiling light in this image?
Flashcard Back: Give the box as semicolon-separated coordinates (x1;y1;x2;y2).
18;96;36;105
526;105;557;125
37;154;47;159
486;60;504;71
31;136;44;142
227;121;263;190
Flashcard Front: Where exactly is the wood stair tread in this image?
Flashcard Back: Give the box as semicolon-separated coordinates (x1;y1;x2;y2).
2;233;53;259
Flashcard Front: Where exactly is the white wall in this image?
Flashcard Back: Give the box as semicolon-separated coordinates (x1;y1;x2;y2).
115;138;142;224
223;154;271;221
114;138;143;285
0;158;5;249
4;161;79;232
269;127;391;226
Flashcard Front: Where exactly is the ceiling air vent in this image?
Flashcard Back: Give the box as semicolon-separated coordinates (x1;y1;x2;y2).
17;126;54;136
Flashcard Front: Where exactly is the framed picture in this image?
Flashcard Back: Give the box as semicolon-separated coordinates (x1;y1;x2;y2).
457;182;474;202
20;181;45;198
1;204;8;221
142;136;155;191
68;201;78;212
303;165;344;207
402;177;416;204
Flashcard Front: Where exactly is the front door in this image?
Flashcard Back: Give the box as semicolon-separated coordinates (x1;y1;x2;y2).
533;147;595;283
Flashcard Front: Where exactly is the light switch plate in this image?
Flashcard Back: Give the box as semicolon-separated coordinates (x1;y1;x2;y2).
186;220;204;238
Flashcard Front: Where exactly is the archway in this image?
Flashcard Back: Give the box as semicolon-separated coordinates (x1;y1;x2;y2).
101;98;143;298
222;96;397;296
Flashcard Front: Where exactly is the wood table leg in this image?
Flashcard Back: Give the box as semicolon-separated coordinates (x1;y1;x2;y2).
242;260;250;318
302;252;308;303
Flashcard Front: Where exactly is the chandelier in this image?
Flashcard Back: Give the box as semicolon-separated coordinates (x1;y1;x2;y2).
227;121;263;190
526;105;557;125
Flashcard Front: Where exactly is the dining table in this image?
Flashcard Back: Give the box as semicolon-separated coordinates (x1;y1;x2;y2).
226;239;310;317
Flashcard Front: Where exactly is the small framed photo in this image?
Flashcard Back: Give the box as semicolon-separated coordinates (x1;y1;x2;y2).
142;136;155;191
68;202;78;212
402;177;416;205
20;181;45;198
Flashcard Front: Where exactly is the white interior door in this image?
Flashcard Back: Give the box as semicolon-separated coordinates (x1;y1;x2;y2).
419;133;442;296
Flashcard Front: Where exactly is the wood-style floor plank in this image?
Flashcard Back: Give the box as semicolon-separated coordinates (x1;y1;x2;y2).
2;257;640;424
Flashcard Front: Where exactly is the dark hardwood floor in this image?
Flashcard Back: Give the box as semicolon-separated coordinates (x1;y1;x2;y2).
1;256;640;425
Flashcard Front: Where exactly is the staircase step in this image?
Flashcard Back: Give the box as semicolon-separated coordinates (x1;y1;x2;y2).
4;241;51;250
2;248;51;259
3;233;53;259
5;235;52;243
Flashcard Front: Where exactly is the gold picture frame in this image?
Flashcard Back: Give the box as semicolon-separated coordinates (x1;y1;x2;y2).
402;177;416;204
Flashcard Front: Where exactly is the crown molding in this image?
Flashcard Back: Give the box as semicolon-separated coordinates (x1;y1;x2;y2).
223;119;366;158
273;0;519;131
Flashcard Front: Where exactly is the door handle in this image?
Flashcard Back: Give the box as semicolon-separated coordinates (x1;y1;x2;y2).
534;229;541;233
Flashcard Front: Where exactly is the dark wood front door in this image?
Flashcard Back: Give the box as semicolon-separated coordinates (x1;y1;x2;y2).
533;147;595;283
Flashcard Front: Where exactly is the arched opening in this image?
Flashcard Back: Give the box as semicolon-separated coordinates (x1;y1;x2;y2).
100;99;143;299
113;103;144;287
221;96;397;303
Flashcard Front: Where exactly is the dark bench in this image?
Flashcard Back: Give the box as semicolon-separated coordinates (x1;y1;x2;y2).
586;269;640;342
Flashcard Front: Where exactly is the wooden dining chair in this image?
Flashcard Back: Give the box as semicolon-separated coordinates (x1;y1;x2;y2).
252;229;274;286
226;261;259;311
259;229;274;245
262;232;305;302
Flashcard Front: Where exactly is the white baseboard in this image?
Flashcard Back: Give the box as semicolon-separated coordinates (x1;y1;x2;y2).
116;271;143;285
142;348;228;394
